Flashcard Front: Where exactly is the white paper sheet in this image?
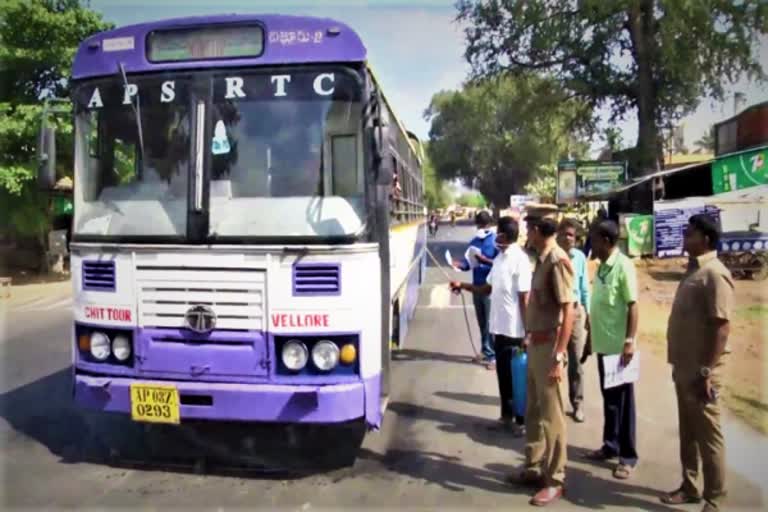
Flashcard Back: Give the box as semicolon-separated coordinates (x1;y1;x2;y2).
445;249;462;271
601;351;640;389
465;245;482;269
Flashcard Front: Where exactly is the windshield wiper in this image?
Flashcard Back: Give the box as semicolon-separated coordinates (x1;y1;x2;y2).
118;62;145;165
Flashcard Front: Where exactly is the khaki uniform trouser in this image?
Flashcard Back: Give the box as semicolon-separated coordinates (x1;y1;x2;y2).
525;339;568;486
567;304;587;409
674;366;727;508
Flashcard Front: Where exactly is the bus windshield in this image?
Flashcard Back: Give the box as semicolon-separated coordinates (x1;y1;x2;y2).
73;75;192;238
207;70;365;238
71;68;366;240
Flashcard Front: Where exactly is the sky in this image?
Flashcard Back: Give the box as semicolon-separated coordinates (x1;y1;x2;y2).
89;0;768;155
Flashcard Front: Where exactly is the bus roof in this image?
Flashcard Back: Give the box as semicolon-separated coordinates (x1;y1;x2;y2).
72;14;367;80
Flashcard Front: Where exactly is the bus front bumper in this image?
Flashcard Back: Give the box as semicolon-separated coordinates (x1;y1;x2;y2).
74;374;370;424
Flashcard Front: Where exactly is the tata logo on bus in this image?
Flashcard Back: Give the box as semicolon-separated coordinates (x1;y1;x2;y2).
184;305;217;334
271;313;330;329
84;73;339;110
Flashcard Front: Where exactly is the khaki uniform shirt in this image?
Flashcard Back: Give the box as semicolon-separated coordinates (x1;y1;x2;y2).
526;241;575;333
667;251;734;382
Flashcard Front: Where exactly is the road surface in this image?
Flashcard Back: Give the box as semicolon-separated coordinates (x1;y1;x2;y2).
1;223;765;510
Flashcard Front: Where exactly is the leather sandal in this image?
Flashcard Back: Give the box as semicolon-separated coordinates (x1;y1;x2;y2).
660;488;702;505
613;463;633;480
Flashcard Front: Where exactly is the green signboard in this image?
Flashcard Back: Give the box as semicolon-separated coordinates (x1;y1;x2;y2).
52;196;73;216
557;161;627;203
712;146;768;194
625;215;654;256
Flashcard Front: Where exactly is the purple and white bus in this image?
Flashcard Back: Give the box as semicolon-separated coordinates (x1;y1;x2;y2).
38;14;426;453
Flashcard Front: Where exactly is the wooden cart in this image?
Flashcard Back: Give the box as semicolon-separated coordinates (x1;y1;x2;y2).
718;232;768;281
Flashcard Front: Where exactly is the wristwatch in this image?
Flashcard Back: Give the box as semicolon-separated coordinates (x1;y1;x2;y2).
624;337;636;346
700;366;712;378
554;352;566;365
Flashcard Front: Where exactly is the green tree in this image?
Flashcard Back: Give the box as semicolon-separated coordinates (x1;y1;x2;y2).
425;74;589;208
421;144;451;210
457;191;486;208
597;126;626;160
457;0;767;176
0;0;112;241
695;130;715;153
524;164;557;204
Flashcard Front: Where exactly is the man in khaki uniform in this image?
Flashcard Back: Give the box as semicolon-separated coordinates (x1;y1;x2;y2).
662;214;734;512
510;214;574;507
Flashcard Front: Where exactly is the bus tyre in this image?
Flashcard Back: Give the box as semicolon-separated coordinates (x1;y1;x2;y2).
307;420;366;469
194;457;207;475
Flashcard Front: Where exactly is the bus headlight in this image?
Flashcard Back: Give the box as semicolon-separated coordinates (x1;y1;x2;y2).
282;340;308;371
112;334;132;362
90;331;111;361
312;340;340;371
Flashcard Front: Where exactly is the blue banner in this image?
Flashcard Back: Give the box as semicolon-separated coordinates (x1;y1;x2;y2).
654;204;720;258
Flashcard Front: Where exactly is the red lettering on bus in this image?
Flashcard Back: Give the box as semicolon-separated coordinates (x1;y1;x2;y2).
106;307;131;322
84;306;131;323
86;306;105;320
271;312;331;329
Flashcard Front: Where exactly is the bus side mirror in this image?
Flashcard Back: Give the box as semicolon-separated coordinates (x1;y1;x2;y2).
37;126;57;190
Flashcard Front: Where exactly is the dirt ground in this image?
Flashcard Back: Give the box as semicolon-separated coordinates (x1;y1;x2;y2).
627;257;768;434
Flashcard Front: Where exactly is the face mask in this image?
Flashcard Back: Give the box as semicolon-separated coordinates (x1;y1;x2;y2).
476;228;492;239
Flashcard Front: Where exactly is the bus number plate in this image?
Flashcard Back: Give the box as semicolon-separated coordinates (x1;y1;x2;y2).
130;383;180;424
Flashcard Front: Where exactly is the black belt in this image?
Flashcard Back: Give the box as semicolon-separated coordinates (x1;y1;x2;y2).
495;335;523;346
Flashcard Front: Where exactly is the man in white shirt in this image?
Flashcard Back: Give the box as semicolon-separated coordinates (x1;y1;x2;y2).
451;217;532;435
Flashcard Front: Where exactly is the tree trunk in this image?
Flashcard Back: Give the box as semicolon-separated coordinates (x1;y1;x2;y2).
628;0;661;178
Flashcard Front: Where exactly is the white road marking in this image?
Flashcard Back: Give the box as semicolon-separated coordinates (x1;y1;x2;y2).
11;297;72;313
426;284;452;309
13;297;47;309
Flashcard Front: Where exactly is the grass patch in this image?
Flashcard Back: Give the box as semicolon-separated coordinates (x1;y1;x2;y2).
735;304;768;321
723;387;768;435
636;298;768;434
637;301;669;359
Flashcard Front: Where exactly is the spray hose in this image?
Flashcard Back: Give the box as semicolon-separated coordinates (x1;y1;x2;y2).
423;246;481;358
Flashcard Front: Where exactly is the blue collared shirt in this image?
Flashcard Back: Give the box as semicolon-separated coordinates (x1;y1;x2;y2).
569;247;590;314
459;229;498;285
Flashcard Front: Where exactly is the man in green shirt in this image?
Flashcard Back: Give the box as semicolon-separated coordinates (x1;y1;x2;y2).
584;220;640;480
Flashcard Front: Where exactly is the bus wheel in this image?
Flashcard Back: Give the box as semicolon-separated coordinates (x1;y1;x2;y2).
303;419;366;469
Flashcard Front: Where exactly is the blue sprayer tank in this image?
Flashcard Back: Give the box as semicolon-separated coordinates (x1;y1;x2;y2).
511;348;528;418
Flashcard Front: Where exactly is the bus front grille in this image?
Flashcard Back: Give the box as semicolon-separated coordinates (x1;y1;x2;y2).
135;266;266;331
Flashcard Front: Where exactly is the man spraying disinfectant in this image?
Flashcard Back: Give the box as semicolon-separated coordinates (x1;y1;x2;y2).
452;211;499;368
451;217;531;435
